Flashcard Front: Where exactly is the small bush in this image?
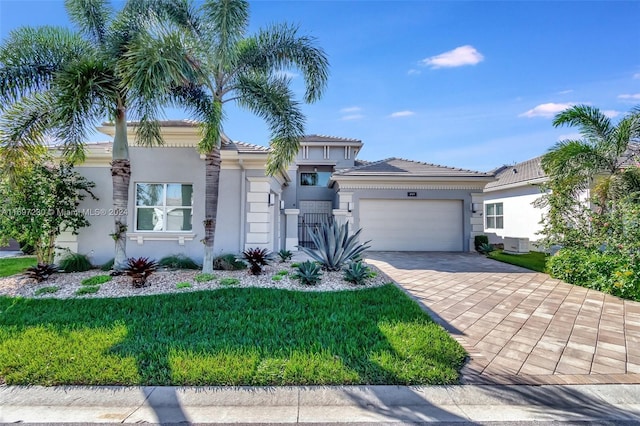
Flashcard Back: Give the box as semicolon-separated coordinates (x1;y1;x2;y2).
58;252;92;272
474;235;489;252
23;263;58;282
35;286;59;296
277;249;293;262
241;248;272;275
271;275;283;281
125;257;158;287
276;270;289;276
100;258;114;271
477;243;495;255
194;273;216;283
291;262;300;268
158;254;199;270
213;254;247;271
220;277;240;286
81;275;112;286
75;285;100;296
343;261;372;285
176;282;192;289
293;260;322;286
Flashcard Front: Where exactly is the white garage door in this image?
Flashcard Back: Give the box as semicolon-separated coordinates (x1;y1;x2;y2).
358;199;463;251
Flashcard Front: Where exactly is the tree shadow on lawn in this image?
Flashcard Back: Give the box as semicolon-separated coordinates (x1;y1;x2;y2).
0;284;465;387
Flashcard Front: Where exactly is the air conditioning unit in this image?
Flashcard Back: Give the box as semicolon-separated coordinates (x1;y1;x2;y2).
503;237;530;254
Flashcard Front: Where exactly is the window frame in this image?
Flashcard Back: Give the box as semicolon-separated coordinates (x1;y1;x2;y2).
485;202;504;230
134;183;193;232
299;172;332;187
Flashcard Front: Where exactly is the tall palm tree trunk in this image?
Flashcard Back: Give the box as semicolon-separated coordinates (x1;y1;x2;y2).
202;148;221;274
111;108;130;270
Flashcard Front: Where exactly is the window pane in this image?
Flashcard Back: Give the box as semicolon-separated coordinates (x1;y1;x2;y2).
496;203;503;215
136;184;163;206
137;207;164;231
300;173;318;186
486;204;495;216
166;208;192;231
496;216;504;229
166;184;193;206
317;172;332;187
487;217;495;229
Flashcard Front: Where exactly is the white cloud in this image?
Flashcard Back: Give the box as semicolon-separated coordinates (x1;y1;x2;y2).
340;106;362;113
341;114;364;121
603;110;621;118
618;93;640;100
275;70;299;79
633;73;640;80
407;69;421;76
557;89;573;95
389;110;415;118
420;45;484;69
519;102;574;118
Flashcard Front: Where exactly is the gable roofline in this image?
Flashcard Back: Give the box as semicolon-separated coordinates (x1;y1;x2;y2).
333;157;494;178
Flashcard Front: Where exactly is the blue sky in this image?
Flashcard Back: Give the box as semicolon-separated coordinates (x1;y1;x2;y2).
1;1;639;171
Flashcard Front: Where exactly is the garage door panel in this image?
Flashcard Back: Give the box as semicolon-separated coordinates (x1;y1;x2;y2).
359;199;463;251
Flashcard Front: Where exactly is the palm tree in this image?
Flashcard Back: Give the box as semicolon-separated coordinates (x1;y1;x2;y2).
0;0;202;269
542;105;640;208
171;0;329;273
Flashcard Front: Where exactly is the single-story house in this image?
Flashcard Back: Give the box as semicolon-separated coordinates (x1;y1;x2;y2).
56;121;495;264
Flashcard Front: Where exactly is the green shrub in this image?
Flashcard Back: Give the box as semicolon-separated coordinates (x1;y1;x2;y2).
158;254;199;270
290;262;300;268
293;261;322;286
241;248;272;275
176;282;192;289
81;275;112;286
299;222;370;271
276;270;289;276
58;252;92;272
549;249;640;300
271;275;283;282
477;243;495;255
220;277;240;286
35;286;59;296
343;261;371;285
100;258;114;271
75;285;100;296
194;273;216;283
277;249;293;262
474;235;489;252
213;254;247;271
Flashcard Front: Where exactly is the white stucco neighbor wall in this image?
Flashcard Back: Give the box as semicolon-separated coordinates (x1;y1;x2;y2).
483;185;548;243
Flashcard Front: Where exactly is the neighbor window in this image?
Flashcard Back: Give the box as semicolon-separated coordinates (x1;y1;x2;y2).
135;183;193;232
485;202;503;229
300;172;331;187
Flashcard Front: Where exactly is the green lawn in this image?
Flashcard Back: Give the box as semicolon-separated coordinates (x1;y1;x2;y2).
0;285;466;386
488;250;548;273
0;256;37;278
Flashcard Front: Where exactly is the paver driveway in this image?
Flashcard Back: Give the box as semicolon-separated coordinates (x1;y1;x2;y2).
365;252;640;385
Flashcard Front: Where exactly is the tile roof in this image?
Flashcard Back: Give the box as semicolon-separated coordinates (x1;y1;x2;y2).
301;134;362;143
102;119;199;127
485;156;546;189
333;157;492;178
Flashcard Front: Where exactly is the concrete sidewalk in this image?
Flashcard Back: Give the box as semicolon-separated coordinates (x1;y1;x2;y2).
2;384;640;424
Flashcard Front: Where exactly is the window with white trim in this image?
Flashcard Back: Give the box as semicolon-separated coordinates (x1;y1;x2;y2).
485;202;503;229
135;183;193;231
300;172;331;187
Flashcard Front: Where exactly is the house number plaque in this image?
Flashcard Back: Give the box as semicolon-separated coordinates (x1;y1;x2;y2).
407;192;417;197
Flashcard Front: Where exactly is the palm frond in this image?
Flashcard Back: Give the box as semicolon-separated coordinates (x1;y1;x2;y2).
64;0;113;47
552;105;614;146
243;23;329;103
201;0;249;68
236;73;305;174
0;26;91;105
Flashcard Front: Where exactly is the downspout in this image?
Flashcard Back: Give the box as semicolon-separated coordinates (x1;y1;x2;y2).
239;159;246;251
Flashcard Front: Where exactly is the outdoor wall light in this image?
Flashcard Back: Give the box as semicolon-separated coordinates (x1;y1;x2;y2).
280;200;285;210
268;193;275;206
347;202;353;212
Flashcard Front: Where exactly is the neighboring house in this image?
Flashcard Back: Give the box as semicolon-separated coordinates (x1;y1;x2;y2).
483;142;640;245
482;156;548;244
55;121;494;264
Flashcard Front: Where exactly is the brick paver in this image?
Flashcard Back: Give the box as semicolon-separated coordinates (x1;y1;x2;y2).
365;252;640;385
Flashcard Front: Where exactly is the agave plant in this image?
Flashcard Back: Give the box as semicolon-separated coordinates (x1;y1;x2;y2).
24;263;59;282
343;261;372;286
299;222;371;271
125;257;158;288
292;261;322;286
